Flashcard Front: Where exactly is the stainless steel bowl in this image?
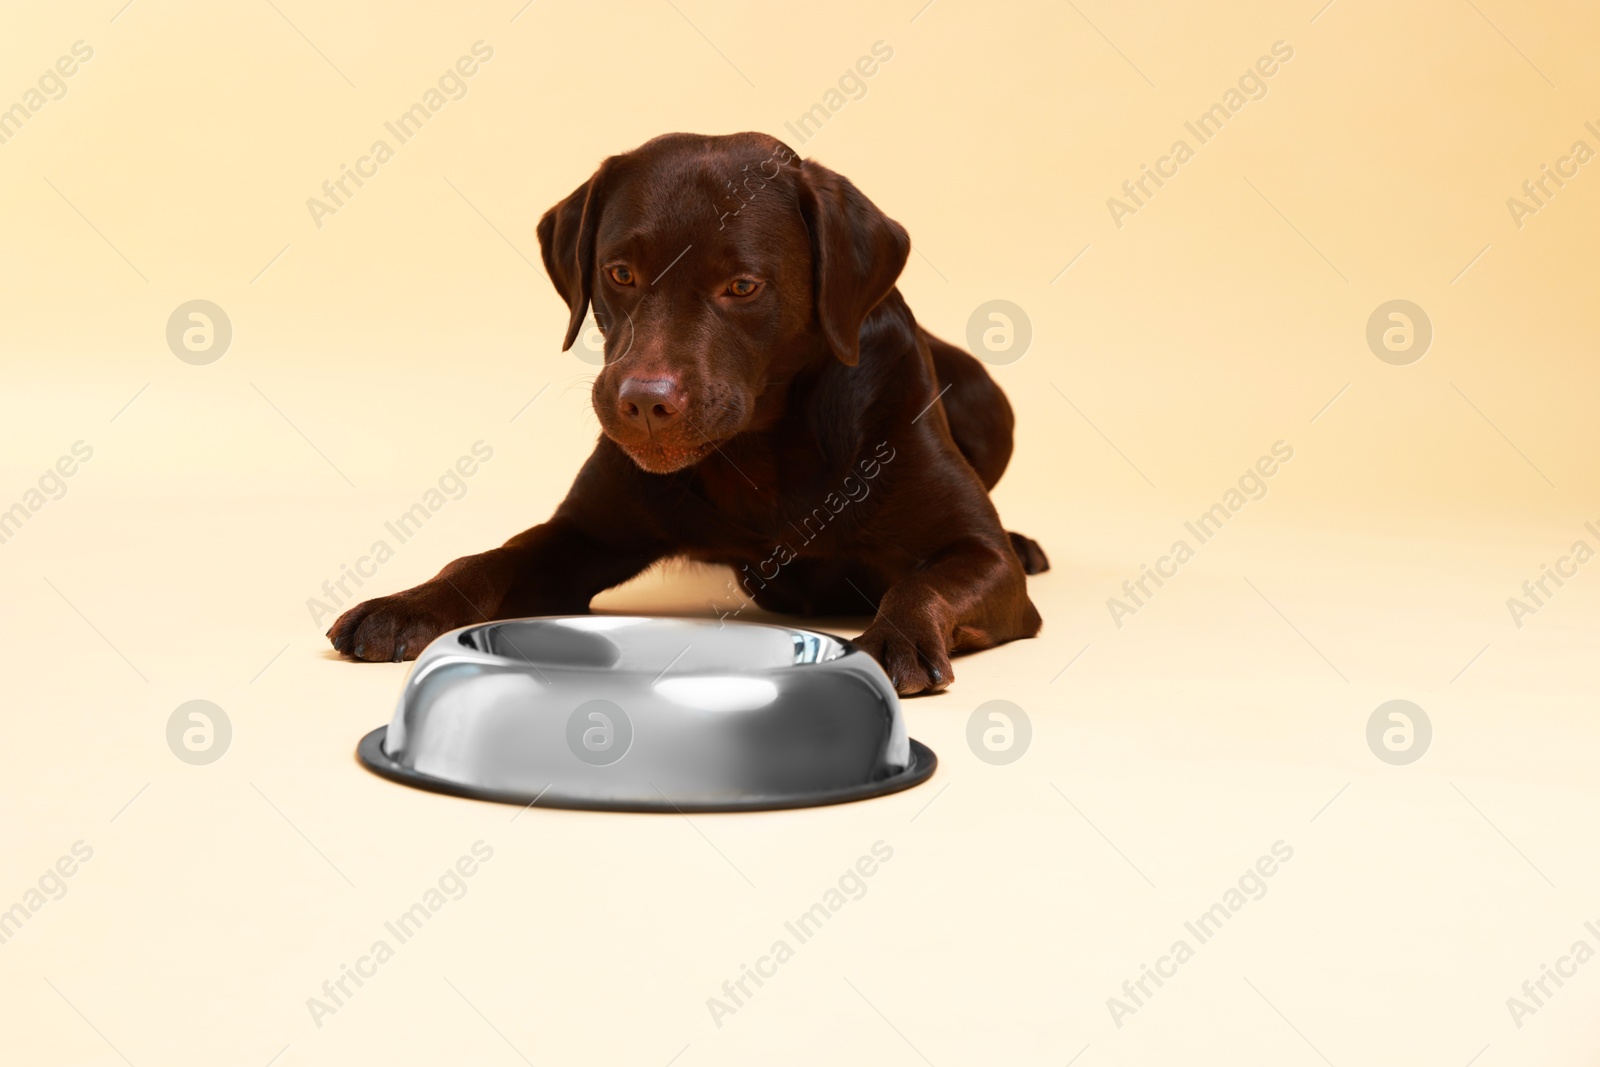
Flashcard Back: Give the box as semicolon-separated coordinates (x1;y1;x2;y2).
356;616;937;812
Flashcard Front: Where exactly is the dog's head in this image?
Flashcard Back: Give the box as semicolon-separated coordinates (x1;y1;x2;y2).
537;132;910;474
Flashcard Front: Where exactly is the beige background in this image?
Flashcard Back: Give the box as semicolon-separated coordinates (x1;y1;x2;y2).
3;0;1599;1063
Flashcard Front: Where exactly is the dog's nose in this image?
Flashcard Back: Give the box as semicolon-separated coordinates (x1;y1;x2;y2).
617;377;686;434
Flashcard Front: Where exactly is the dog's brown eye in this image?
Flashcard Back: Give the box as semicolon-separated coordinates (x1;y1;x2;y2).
728;278;760;297
608;265;634;286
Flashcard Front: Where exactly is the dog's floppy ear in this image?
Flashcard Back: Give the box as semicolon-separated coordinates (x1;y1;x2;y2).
537;159;613;352
796;158;910;366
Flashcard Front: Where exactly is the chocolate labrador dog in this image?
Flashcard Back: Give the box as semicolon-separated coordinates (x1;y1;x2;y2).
329;131;1047;694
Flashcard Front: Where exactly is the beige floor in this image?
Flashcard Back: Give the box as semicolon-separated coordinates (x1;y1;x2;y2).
5;0;1600;1063
4;391;1598;1066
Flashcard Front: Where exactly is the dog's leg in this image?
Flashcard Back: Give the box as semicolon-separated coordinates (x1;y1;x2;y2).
851;535;1041;696
330;443;672;661
328;516;663;662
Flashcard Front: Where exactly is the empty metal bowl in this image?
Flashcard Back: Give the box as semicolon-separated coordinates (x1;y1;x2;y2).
356;616;937;812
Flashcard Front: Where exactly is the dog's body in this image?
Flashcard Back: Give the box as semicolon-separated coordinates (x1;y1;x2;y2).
329;132;1046;693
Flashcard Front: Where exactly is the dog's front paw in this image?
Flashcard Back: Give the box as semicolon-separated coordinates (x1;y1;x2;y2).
327;584;478;662
855;616;952;697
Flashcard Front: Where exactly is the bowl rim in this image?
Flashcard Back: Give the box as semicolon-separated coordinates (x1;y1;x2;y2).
356;726;937;814
447;615;863;674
